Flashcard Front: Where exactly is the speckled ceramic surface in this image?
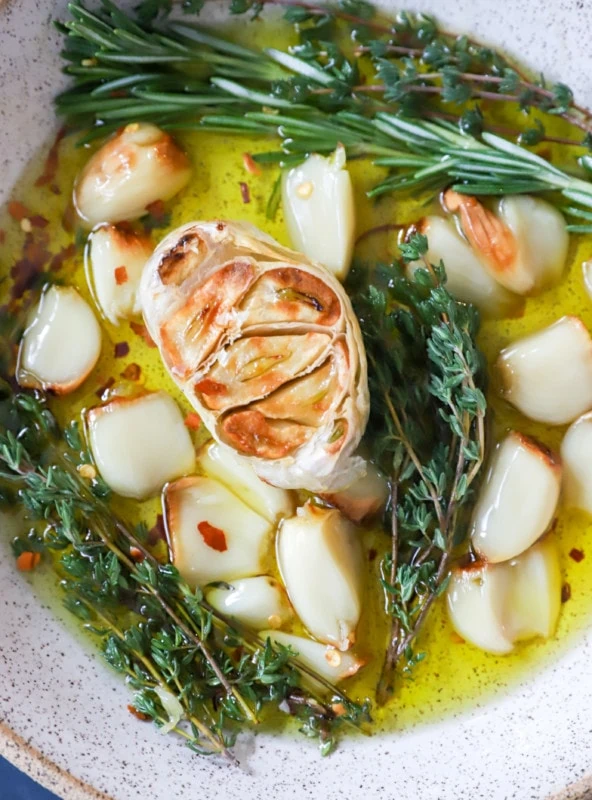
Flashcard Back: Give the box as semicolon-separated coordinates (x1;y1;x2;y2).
2;1;592;799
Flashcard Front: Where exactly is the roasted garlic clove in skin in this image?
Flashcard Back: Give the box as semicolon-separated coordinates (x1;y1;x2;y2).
140;220;369;492
447;538;561;654
282;145;355;281
319;459;389;523
471;432;561;563
496;316;592;425
206;576;293;630
277;502;363;651
409;216;521;318
197;441;295;523
74;123;191;227
87;224;154;324
560;411;592;514
17;285;101;394
87;391;195;500
164;476;272;587
259;630;363;683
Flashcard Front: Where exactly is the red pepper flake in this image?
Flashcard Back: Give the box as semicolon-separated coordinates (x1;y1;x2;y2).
129;546;145;563
239;181;251;204
561;583;572;603
242;152;261;176
7;200;30;222
16;551;41;572
35;127;67;188
184;412;201;430
121;362;142;381
0;230;6;244
29;215;49;229
10;231;52;300
368;548;377;562
61;203;77;234
145;199;166;221
95;376;115;399
450;632;465;644
198;521;228;552
127;704;150;721
114;265;128;285
148;513;166;545
49;243;76;273
114;341;130;358
569;548;585;563
130;320;156;348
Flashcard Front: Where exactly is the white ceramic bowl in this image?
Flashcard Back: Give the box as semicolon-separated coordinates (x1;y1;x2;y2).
2;1;592;798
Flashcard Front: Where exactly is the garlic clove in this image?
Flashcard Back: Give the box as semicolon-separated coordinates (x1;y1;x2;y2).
17;285;101;394
505;537;561;642
87;391;195;500
409;216;521;318
197;441;295;523
259;630;363;683
496;195;568;294
582;260;592;301
277;501;363;651
471;432;561;563
87;224;153;325
206;576;293;630
164;476;272;587
496;316;592;425
319;459;389;523
560;411;592;514
282;144;355;281
74;122;191;228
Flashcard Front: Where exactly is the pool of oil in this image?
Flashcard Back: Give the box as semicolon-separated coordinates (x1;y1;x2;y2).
2;15;592;739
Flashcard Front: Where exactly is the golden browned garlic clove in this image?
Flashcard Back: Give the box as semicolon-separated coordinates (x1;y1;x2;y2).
87;391;195;500
206;576;293;630
74;123;191;227
276;502;363;651
140;220;369;492
471;432;561;563
259;630;363;683
87;224;154;325
496;316;592;424
164;476;272;587
319;459;389;523
282;145;355;281
560;411;592;514
17;285;101;394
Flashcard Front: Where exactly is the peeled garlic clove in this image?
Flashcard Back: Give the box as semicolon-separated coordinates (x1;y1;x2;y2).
409;216;521;318
505;537;561;642
277;502;363;651
74;122;191;227
496;195;568;293
471;432;561;563
206;576;292;630
319;459;389;523
87;224;153;324
197;441;294;523
87;391;195;500
282;144;355;281
560;411;592;513
17;285;101;394
259;630;363;683
583;260;592;301
165;476;272;587
496;316;592;424
447;562;514;654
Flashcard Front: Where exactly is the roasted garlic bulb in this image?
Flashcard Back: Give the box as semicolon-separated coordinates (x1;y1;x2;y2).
140;220;369;492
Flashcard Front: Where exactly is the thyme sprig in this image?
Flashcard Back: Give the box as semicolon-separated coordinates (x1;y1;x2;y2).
0;387;369;758
350;235;486;705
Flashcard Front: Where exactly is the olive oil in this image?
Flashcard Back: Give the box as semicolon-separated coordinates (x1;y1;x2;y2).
2;18;592;740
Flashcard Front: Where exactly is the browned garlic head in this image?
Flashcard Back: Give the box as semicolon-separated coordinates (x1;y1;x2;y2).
140;220;369;492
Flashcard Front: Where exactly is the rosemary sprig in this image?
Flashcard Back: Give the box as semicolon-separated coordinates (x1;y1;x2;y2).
0;387;369;758
349;235;486;705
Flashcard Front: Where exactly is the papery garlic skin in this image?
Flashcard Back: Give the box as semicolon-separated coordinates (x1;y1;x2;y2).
277;502;363;651
206;576;292;630
164;476;272;587
87;224;153;324
471;432;561;563
496;316;592;425
197;441;295;523
18;285;101;394
259;630;363;683
87;391;195;500
282;145;355;281
409;216;521;318
561;411;592;514
319;459;389;523
74;123;191;227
